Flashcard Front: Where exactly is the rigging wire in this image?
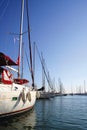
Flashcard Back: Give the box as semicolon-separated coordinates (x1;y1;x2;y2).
25;48;31;74
8;31;28;36
0;0;10;21
26;0;34;88
35;44;54;91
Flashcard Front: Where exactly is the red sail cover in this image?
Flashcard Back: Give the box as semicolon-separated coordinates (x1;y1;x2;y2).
2;69;13;84
14;78;29;84
0;52;17;66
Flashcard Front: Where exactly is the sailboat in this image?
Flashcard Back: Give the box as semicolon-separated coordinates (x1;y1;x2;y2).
36;50;55;99
0;0;36;118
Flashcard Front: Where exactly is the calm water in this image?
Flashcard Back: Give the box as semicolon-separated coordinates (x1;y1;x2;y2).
0;96;87;130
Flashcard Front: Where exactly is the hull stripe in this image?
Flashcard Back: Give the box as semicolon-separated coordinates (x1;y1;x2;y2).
0;105;34;118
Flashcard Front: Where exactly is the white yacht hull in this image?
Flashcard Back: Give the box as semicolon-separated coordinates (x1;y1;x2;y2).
0;83;36;118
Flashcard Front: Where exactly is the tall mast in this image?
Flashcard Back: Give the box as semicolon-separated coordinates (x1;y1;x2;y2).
36;44;53;90
18;0;24;78
41;53;45;90
21;42;24;78
33;42;35;83
26;0;34;88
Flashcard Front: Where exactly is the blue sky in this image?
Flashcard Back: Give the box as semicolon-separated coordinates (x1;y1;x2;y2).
0;0;87;92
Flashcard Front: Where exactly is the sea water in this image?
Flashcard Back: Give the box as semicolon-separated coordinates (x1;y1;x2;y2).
0;96;87;130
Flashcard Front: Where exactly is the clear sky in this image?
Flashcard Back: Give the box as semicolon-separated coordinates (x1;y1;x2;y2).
0;0;87;93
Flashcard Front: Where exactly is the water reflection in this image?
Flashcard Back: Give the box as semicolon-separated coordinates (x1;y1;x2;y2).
0;109;36;130
1;96;87;130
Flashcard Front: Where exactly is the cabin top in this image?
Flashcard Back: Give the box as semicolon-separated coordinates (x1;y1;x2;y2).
0;67;29;85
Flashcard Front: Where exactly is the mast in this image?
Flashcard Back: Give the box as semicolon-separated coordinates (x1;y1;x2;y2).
18;0;24;78
21;42;24;78
41;53;45;90
36;44;53;90
84;80;86;93
26;0;34;88
33;42;35;84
